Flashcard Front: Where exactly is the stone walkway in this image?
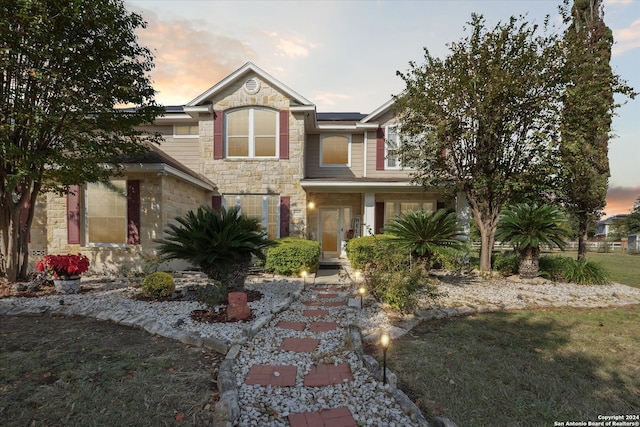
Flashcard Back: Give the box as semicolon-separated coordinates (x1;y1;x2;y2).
221;269;428;426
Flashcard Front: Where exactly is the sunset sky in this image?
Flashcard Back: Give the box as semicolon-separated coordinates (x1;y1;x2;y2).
126;0;639;217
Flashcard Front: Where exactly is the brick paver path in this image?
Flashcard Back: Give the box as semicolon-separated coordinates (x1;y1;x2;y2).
288;407;358;427
279;337;320;353
244;364;297;387
302;309;329;317
240;280;368;426
303;363;353;387
309;321;340;332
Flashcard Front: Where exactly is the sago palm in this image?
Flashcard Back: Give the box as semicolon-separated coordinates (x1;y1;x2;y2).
495;203;569;279
383;209;465;266
155;206;273;292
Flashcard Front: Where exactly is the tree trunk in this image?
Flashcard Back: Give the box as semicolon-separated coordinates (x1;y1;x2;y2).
470;203;500;272
518;246;540;279
577;218;588;261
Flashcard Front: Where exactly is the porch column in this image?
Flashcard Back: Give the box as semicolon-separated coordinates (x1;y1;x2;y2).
363;192;375;236
456;191;471;240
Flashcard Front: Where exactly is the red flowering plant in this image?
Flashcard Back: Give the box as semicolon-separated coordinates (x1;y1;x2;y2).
36;254;90;278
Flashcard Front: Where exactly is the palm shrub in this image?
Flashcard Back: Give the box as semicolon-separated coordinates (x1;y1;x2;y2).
155;206;274;292
495;203;570;279
382;209;465;266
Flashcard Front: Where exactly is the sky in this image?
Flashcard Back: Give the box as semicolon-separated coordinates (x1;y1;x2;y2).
126;0;639;217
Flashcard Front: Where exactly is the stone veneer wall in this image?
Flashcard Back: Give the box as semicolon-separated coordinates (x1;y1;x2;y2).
199;73;308;238
27;173;210;274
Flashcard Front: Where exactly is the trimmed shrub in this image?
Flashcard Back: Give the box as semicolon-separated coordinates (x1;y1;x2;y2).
346;235;395;270
493;251;520;276
196;282;226;311
141;272;175;298
363;244;439;312
538;255;567;281
430;246;470;272
264;237;320;276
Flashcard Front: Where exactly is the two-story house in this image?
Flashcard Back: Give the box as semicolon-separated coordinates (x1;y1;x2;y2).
28;62;463;271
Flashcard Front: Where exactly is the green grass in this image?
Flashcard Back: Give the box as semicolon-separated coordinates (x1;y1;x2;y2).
387;306;640;427
562;251;640;287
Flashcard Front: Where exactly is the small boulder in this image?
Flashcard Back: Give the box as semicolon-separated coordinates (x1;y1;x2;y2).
227;292;251;320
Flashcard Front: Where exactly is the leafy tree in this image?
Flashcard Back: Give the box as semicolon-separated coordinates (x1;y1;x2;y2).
495;203;570;278
155;206;274;293
558;0;635;261
394;14;563;271
628;198;640;235
382;209;464;266
0;0;163;281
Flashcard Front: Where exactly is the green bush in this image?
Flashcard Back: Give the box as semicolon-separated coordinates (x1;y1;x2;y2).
264;237;320;276
363;244;438;312
430;246;470;272
493;252;520;276
196;282;226;311
559;258;610;285
141;272;175;298
346;235;394;270
538;255;567;281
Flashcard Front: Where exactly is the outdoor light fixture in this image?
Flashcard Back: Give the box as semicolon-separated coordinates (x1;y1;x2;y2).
358;286;366;310
307;201;315;209
380;332;391;385
301;270;308;288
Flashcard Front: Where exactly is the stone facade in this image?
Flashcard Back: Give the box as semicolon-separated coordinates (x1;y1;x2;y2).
28;172;211;274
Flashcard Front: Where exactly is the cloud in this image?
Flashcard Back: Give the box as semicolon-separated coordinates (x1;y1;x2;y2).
612;19;640;55
266;31;317;58
312;92;354;109
135;10;256;105
604;186;640;216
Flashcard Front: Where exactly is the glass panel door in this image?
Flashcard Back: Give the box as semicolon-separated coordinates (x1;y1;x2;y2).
320;209;338;253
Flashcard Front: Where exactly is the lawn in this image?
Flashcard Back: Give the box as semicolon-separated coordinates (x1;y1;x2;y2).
563;250;640;287
386;305;640;427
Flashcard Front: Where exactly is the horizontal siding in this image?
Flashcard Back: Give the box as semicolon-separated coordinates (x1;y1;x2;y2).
156;126;202;173
364;129;414;179
305;134;364;178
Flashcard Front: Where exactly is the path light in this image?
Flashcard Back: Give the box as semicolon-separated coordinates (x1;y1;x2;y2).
301;270;308;289
358;285;366;310
380;332;391;385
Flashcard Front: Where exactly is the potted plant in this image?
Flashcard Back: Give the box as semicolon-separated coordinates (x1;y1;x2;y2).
36;254;90;294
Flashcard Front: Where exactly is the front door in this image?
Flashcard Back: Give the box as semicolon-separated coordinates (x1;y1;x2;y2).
319;207;351;258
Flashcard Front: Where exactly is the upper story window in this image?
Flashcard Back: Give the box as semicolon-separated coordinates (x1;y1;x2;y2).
320;135;350;167
225;107;278;158
386;125;402;169
86;180;127;245
174;124;199;138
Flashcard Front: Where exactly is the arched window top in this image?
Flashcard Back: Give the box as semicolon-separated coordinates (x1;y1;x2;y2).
225;107;278;158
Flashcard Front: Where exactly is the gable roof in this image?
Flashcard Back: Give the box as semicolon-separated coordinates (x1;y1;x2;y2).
186;62;315;108
361;99;395;123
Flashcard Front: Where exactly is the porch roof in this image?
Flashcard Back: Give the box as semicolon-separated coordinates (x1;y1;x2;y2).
300;177;423;193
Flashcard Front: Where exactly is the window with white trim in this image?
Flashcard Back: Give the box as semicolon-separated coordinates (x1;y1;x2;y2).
385;125;402;169
174;124;199;138
225;107;278;158
320;135;350;167
223;194;279;239
86;180;127;245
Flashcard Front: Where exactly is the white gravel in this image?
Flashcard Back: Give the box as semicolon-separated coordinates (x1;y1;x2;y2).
2;270;640;427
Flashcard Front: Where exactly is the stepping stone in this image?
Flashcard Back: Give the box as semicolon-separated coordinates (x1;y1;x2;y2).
302;301;323;306
288;407;357;427
244;364;296;386
279;337;320;353
317;293;339;299
322;301;347;307
309;321;340;332
303;363;354;387
276;321;307;331
303;309;329;317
